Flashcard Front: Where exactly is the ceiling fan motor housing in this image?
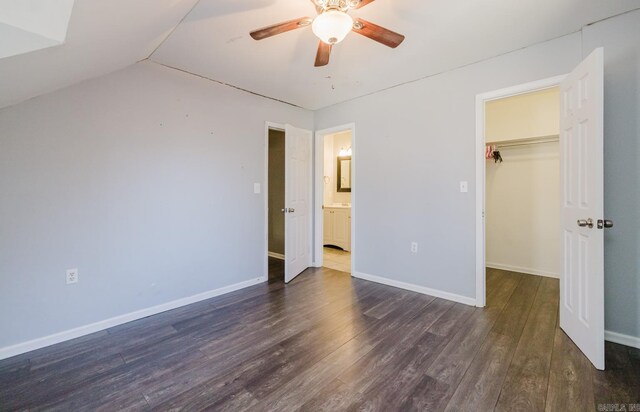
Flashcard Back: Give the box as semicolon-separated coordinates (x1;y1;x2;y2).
314;0;360;12
249;0;405;67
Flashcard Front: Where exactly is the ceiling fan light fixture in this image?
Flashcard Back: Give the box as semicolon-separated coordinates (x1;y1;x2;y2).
312;10;354;45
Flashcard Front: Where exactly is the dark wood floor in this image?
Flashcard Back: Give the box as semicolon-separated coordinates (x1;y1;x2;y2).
1;264;638;411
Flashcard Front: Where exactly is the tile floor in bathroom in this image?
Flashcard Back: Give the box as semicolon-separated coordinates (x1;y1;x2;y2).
322;246;351;273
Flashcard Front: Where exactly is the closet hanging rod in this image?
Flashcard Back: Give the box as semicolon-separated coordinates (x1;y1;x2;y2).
488;135;559;149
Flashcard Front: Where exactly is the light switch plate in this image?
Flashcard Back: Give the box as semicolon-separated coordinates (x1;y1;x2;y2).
460;181;468;193
253;183;261;194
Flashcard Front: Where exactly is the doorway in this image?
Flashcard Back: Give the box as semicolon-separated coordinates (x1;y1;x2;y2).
476;76;565;307
264;123;313;284
484;87;561;280
322;130;352;273
267;128;285;283
314;124;355;273
476;48;606;370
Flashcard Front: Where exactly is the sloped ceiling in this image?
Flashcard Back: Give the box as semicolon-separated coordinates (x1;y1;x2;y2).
1;0;639;111
0;0;200;109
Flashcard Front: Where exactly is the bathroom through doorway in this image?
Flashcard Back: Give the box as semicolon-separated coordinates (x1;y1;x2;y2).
314;124;355;274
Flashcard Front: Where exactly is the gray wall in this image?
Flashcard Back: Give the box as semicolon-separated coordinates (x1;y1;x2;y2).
0;61;312;348
583;10;640;340
268;129;285;255
1;10;637;352
316;32;581;299
315;10;640;339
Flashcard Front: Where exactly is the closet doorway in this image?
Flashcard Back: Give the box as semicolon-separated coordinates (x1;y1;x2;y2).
314;124;355;274
475;75;566;307
484;87;561;280
476;50;608;370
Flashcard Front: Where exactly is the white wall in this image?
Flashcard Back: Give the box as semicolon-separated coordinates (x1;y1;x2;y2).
322;131;352;206
315;9;640;342
485;90;560;278
486;142;560;278
331;131;352;205
323;136;334;205
0;60;312;351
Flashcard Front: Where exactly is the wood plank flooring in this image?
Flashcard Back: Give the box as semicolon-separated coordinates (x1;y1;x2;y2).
0;264;638;411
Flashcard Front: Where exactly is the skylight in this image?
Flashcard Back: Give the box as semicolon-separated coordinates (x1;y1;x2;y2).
0;0;74;59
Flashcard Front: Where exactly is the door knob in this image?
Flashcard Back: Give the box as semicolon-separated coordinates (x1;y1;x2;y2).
281;208;287;213
597;219;614;229
577;218;594;228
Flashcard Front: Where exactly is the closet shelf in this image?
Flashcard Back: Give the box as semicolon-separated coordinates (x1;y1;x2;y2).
486;134;559;149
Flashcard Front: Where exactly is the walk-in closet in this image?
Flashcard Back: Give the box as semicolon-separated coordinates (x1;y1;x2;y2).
485;87;560;278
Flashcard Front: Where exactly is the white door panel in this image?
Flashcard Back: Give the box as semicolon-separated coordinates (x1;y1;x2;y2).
559;48;605;370
284;124;312;283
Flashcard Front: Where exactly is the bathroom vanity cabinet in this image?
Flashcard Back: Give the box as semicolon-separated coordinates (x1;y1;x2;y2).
323;206;351;251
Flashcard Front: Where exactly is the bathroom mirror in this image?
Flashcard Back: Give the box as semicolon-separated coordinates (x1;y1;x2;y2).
337;156;351;192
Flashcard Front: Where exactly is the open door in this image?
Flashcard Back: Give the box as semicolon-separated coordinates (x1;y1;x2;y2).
284;124;313;283
559;48;607;370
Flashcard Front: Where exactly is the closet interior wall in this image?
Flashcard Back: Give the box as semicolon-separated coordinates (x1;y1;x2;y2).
485;88;561;278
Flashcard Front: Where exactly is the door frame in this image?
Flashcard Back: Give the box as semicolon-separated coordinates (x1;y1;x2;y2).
263;121;286;281
314;123;356;273
474;75;566;307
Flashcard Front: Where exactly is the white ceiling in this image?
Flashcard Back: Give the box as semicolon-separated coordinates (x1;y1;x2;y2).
151;0;639;109
0;0;638;110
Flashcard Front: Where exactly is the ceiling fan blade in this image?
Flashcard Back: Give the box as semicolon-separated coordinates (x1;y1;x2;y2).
352;18;405;48
354;0;375;9
250;17;313;40
314;41;332;67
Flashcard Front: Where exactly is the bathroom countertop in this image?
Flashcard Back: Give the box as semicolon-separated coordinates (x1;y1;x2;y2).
324;204;351;209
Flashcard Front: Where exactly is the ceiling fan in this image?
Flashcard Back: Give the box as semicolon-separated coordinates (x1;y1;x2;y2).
249;0;405;67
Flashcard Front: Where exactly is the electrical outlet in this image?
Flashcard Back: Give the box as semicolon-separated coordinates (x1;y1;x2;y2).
66;268;78;284
411;242;418;254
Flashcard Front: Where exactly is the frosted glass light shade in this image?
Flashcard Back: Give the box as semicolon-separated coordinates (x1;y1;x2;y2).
312;10;353;45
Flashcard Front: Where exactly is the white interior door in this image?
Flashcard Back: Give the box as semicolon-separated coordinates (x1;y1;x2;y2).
284;124;312;283
559;48;605;370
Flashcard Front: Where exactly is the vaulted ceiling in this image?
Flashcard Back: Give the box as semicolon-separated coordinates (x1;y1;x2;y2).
0;0;200;109
1;0;638;110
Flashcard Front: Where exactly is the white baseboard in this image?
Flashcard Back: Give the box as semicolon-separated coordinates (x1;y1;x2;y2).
268;251;285;260
605;330;640;349
486;262;559;279
0;276;265;361
353;271;476;306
